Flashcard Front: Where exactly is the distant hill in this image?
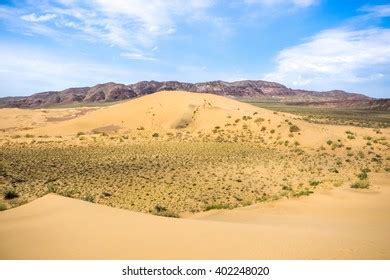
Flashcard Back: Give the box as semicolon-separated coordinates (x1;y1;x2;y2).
0;80;387;110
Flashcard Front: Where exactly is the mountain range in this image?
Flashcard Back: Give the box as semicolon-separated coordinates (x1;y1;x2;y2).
0;80;388;110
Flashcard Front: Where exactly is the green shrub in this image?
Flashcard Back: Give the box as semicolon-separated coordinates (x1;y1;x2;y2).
351;179;369;189
254;117;264;123
152;205;178;218
293;190;313;197
309;180;321;186
0;203;7;211
4;190;19;200
357;171;368;180
289;125;300;133
83;194;95;203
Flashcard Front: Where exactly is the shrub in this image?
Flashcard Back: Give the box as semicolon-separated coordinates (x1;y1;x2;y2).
254;117;264;123
293;190;313;197
4;190;19;200
0;203;7;211
289;125;300;132
351;179;369;189
328;167;339;173
77;132;85;136
357;151;365;159
152;133;159;137
152;205;178;218
309;180;321;186
83;194;95;203
357;171;368;180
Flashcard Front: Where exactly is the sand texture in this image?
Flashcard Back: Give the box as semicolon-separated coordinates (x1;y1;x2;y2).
0;173;389;259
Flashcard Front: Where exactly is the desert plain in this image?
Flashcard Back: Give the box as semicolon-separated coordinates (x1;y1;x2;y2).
0;91;389;259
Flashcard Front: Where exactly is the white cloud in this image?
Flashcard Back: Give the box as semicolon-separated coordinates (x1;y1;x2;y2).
359;4;390;18
21;13;57;22
245;0;317;8
1;0;215;54
264;27;390;89
120;52;156;61
0;44;132;96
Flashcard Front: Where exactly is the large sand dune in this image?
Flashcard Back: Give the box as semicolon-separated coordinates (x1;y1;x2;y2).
29;91;275;134
0;173;389;259
2;91;386;148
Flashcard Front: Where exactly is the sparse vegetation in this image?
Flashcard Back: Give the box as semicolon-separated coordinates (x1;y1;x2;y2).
152;205;179;218
0;203;7;211
246;101;390;128
289;125;300;133
4;190;19;200
83;194;95;203
205;204;230;211
293;190;314;197
0;95;387;217
309;180;321;186
351;179;370;189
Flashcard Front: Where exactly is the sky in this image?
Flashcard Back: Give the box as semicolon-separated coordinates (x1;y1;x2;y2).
0;0;389;98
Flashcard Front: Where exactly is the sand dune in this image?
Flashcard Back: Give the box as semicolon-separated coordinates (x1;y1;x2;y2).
29;91;274;134
2;91;386;149
0;173;389;259
0;107;96;132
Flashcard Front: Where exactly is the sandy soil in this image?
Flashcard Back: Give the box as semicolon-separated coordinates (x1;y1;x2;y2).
0;173;388;260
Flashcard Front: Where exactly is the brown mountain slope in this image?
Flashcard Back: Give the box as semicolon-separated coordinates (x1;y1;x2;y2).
0;79;376;108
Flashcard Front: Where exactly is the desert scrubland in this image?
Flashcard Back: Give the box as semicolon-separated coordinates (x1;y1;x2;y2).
0;91;389;259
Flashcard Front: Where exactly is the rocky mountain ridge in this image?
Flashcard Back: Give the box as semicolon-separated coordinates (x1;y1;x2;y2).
1;80;386;109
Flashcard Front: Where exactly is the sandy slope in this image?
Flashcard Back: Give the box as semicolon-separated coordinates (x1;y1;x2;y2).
0;173;388;260
28;91;274;134
2;91;387;149
0;107;96;131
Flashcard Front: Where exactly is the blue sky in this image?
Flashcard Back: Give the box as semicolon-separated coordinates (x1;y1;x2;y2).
0;0;389;98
